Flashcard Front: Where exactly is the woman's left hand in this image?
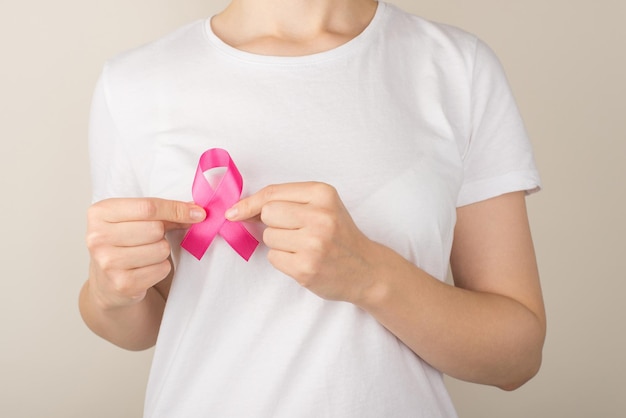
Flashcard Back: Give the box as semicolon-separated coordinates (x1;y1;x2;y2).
226;182;376;302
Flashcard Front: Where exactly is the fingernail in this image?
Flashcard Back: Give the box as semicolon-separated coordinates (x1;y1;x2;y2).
190;207;206;221
225;207;238;220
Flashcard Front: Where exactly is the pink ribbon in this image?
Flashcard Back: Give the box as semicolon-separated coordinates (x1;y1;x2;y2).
181;148;258;261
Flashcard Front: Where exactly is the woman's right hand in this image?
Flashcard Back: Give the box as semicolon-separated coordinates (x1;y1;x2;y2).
85;197;206;310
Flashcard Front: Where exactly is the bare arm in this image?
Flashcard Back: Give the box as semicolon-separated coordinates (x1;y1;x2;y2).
79;198;206;351
79;260;173;351
227;184;545;390
360;191;546;389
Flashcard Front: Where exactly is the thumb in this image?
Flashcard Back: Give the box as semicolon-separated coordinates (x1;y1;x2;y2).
160;200;206;231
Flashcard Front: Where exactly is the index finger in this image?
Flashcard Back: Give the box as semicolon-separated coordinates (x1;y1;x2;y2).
226;182;323;222
96;197;206;224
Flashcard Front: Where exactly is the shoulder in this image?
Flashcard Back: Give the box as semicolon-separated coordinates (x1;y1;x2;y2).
382;3;478;56
100;20;208;97
95;20;210;129
382;4;503;88
106;20;208;73
379;2;505;77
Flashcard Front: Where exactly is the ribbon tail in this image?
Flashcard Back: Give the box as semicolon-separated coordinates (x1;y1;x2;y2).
220;220;259;262
181;220;221;260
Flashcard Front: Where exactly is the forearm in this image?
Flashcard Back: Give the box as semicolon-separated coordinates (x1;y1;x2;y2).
357;242;545;390
226;184;544;388
79;278;166;351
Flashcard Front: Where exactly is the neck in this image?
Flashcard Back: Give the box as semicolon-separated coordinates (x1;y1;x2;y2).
211;0;378;56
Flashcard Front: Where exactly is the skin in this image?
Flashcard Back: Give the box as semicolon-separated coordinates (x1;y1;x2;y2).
227;183;545;390
80;198;206;350
80;0;545;390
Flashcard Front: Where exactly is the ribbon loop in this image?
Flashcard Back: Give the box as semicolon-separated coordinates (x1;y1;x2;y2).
181;148;258;261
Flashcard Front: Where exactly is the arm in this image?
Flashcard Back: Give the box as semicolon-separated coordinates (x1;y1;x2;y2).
79;260;173;351
79;198;206;351
360;191;545;389
227;183;545;390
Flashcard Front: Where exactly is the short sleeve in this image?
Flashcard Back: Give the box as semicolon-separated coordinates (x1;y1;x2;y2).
456;39;541;207
88;67;142;203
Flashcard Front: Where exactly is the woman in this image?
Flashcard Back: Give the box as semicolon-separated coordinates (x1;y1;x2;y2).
80;0;546;416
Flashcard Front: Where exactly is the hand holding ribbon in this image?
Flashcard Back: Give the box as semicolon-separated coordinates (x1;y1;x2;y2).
181;148;258;261
225;182;377;302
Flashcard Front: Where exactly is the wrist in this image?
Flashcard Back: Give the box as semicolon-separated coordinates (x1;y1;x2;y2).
86;267;146;313
349;239;396;310
84;277;119;313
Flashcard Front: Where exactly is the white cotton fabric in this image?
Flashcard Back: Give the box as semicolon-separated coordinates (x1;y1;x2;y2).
88;2;540;417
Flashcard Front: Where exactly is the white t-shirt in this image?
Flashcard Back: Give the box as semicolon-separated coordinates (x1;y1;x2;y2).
89;2;540;417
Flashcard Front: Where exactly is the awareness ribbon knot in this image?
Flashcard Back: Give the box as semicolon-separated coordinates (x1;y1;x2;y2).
181;148;258;261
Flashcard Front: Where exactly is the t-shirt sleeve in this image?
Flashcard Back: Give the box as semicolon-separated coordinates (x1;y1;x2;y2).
456;39;541;207
88;67;142;203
